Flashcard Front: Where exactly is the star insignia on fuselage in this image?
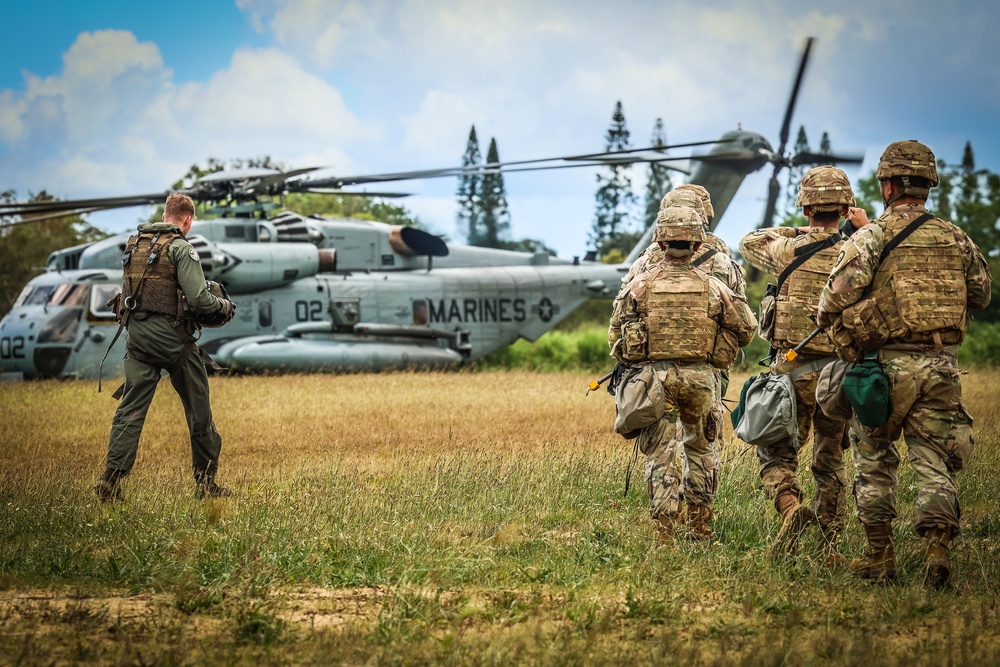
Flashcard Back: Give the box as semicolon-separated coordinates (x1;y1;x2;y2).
532;297;560;323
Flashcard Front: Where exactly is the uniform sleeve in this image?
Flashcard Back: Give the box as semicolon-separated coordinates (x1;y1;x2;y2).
171;240;222;314
711;280;758;347
959;231;993;311
738;228;797;276
816;224;884;327
709;253;747;299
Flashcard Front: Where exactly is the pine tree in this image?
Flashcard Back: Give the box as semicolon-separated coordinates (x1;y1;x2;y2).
478;138;511;248
643;117;673;229
592;101;637;252
456;125;483;245
819;132;833;156
929;158;953;221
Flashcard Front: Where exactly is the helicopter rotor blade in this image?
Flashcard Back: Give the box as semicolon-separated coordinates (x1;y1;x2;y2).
776;36;815;158
300;189;411;198
0;206;116;226
0;193;169;216
297;139;731;189
789;150;865;167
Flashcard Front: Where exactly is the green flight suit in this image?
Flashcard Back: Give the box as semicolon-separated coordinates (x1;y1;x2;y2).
104;222;227;483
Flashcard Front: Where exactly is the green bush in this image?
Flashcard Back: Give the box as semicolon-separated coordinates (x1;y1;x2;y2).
478;328;614;373
959;321;1000;367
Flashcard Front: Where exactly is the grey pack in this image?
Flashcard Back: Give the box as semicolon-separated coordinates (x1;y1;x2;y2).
735;372;797;448
614;363;665;439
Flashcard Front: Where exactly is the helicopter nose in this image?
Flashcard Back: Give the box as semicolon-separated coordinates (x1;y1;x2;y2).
33;346;72;378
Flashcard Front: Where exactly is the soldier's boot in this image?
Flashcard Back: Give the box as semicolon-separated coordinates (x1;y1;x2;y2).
194;474;232;500
686;503;713;541
95;469;125;503
769;490;815;555
923;525;953;589
652;513;680;545
848;521;897;581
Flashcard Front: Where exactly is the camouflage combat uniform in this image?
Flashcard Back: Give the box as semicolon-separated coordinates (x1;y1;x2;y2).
102;222;230;495
740;226;851;537
817;202;992;538
610;215;757;536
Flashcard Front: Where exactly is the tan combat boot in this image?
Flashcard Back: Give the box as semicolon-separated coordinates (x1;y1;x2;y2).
653;512;680;545
924;525;953;589
848;521;896;581
686;504;713;541
769;490;815;555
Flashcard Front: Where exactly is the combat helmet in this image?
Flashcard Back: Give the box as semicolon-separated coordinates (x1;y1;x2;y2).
876;140;939;199
794;165;855;211
659;189;708;225
675;183;714;219
653;206;706;243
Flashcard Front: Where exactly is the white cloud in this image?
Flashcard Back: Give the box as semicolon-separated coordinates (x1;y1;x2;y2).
0;31;378;212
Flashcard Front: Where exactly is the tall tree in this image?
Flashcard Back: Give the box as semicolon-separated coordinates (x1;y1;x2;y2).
0;191;108;313
478;138;511;248
929;158;954;221
592;101;637;252
456;126;483;245
643;117;673;229
819;131;833;156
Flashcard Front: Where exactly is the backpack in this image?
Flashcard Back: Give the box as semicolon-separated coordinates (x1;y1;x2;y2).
614;363;666;439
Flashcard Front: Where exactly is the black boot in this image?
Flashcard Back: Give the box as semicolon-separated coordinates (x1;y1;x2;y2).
95;469;125;503
194;472;232;499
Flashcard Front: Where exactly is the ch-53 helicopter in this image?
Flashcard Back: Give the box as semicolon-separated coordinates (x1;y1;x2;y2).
0;38;860;381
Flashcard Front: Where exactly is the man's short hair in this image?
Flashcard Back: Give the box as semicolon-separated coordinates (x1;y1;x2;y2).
164;193;196;221
811;210;841;224
889;175;930;195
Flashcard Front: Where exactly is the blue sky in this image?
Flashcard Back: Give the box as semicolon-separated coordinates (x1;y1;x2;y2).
2;0;999;258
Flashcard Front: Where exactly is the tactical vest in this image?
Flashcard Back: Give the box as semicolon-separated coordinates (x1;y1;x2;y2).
642;264;717;362
867;215;967;346
120;230;184;318
772;235;843;355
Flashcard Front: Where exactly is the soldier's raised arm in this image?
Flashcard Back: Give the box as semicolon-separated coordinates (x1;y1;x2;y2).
960;232;993;311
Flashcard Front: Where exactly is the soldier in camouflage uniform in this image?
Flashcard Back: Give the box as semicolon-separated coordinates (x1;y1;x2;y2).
96;193;237;502
610;206;757;542
609;187;746;396
817;141;992;587
740;166;855;561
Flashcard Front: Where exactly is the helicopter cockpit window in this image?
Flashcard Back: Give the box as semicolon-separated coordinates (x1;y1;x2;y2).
38;308;81;343
89;284;121;321
14;285;56;308
49;284;89;307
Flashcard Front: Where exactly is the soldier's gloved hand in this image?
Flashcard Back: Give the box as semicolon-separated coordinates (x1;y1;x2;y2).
217;299;236;322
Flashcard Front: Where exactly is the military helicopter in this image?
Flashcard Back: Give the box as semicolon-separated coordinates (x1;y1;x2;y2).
0;38;859;380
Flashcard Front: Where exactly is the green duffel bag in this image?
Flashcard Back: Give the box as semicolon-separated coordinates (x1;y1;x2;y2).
842;351;891;428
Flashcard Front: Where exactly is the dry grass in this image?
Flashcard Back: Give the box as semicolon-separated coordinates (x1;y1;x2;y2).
1;369;999;665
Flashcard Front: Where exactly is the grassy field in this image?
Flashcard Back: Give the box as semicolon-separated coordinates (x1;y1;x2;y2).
1;370;999;665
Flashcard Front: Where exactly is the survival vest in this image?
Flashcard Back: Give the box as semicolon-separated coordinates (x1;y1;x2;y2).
120;230;185;318
772;231;844;355
641;263;717;362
